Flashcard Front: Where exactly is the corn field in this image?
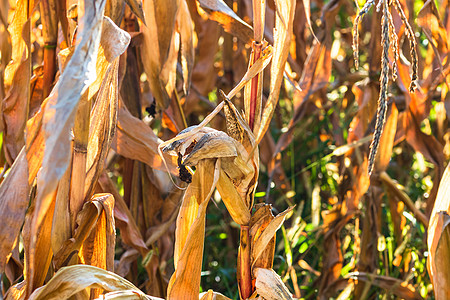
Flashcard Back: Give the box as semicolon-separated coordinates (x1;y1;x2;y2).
0;0;449;298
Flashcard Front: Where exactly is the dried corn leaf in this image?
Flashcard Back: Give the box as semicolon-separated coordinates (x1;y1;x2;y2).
249;204;275;270
168;159;220;299
0;149;29;273
197;0;253;44
178;0;194;95
112;102;177;173
32;0;106;274
79;194;115;298
51;157;72;257
182;130;238;166
140;0;179;109
417;0;448;67
98;172;148;256
5;281;26;300
255;0;296;143
96;290;163;300
160;30;180;102
85;18;130;197
124;0;146;24
27;265;147;300
252;206;294;268
254;268;293;300
116;201;179;277
428;162;450;300
23;192;56;296
216;170;251;225
53;195;109;269
2;0;32;161
373;103;398;174
0;96;50;274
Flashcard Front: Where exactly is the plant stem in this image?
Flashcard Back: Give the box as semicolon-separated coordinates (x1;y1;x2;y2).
248;42;262;131
239;225;252;299
69;91;90;230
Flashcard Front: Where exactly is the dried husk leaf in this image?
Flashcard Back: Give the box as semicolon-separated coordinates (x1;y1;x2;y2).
27;265;147;300
199;290;232;300
168;159;220;299
249;204;275;270
254;268;293;300
252;207;294;268
216;170;251;225
220;92;259;209
428;162;450;300
182;131;238;166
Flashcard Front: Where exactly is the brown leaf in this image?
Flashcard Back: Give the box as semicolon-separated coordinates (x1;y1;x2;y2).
168;159;220;299
252;207;294;268
31;0;107;284
216;169;251;225
98;172;148;256
53;194;115;271
428;162;450;300
124;0;146;24
255;0;296;143
95;290;163;299
2;0;32;161
249;204;275;271
178;0;194;95
85;32;125;197
23;192;56;297
0;150;29;274
27;265;148;300
373;103;398;173
199;290;232;300
254;268;293;300
197;0;253;44
79;194;116;298
112;101;177;173
140;0;179;109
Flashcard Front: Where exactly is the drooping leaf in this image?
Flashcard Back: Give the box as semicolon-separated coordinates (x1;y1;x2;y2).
27;265;149;300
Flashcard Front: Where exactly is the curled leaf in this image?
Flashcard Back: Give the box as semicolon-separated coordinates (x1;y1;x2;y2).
254;268;293;300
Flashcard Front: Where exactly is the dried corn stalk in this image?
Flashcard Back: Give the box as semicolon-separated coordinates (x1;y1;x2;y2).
160;45;294;298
